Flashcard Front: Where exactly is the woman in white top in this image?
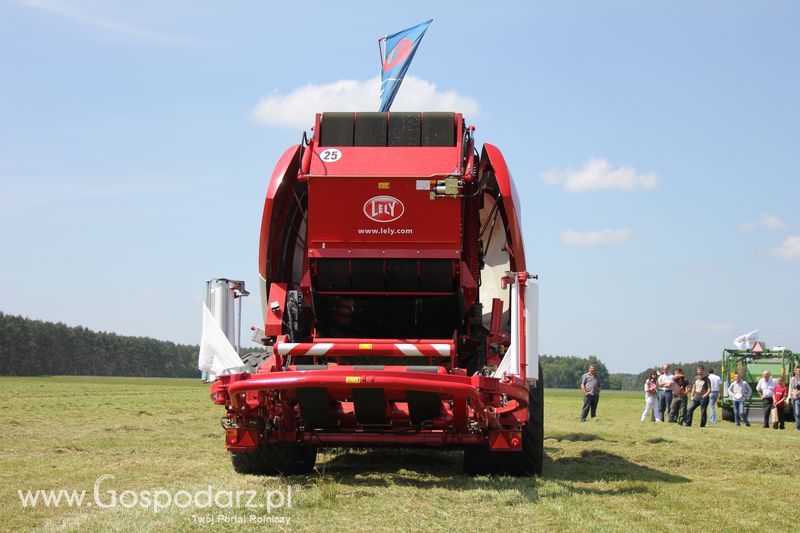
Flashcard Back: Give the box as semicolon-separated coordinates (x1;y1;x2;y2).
641;371;662;422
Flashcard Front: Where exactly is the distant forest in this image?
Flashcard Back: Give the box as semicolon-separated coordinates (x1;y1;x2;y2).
0;312;200;377
0;313;720;385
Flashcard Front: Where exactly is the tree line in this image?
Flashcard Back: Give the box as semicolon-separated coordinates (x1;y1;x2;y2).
0;312;200;377
0;312;720;384
540;356;723;391
540;355;611;390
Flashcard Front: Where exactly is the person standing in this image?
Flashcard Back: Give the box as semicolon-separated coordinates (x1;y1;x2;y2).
670;368;690;424
772;376;788;430
641;371;662;422
727;371;751;427
756;370;776;429
707;368;722;424
684;365;711;427
790;366;800;431
579;364;601;422
657;364;674;421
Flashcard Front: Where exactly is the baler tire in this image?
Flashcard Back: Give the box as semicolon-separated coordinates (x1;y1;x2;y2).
231;443;317;476
241;350;270;374
463;365;544;477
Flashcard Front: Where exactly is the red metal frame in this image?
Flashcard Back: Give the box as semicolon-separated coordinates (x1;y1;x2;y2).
213;366;530;452
480;144;526;272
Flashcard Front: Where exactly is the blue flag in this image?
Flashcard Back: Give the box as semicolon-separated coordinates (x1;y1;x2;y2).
379;19;432;112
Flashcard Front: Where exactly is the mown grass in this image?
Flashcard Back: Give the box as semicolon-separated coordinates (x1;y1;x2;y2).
1;376;798;532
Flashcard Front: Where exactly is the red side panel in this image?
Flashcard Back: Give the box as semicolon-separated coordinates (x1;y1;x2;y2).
258;145;301;283
481;144;526;272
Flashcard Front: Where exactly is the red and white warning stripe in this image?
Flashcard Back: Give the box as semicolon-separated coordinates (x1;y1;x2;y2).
276;341;453;357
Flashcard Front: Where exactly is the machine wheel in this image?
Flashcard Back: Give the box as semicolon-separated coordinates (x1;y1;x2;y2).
231;443;317;476
241;349;270;374
463;365;544;477
721;406;734;422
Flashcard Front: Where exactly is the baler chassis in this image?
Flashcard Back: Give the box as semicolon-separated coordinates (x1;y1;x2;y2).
209;111;543;476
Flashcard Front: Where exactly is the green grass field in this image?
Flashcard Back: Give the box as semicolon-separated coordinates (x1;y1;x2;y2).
1;376;798;532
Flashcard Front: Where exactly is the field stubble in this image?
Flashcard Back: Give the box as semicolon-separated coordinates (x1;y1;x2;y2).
0;377;798;532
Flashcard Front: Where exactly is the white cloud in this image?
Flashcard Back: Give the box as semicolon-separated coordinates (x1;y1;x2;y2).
740;213;785;231
772;235;800;259
19;0;190;44
540;158;658;192
561;228;633;246
251;75;479;128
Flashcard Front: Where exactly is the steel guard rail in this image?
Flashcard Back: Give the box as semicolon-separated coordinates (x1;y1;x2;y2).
224;369;529;417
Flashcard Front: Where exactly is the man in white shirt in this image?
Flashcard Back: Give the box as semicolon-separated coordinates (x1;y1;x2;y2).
707;368;722;424
756;370;776;429
657;364;674;421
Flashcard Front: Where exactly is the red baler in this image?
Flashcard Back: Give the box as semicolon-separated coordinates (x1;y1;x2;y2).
210;112;542;476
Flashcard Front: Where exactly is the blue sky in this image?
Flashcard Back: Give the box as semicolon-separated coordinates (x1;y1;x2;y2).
1;1;797;372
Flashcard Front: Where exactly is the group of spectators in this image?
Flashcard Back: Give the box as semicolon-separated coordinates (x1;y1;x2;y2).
638;364;800;430
752;368;798;430
639;364;721;426
578;364;800;430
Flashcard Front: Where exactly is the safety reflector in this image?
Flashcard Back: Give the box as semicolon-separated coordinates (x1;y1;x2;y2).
490;432;509;450
226;428;257;449
238;430;257;448
489;430;522;451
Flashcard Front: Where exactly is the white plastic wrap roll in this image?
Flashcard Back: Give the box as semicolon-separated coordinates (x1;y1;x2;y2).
198;303;245;375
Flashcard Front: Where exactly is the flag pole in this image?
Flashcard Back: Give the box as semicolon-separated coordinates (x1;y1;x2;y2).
377;36;386;65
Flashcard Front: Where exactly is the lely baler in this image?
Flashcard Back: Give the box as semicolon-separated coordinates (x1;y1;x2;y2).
210;111;542;476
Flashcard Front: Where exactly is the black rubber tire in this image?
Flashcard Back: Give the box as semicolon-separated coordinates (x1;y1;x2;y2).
231;443;317;476
241;350;270;374
463;365;544;476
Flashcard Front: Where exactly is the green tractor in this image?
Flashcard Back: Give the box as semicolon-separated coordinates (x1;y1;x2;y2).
720;343;798;423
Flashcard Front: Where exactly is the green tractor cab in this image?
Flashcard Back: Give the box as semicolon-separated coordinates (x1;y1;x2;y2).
720;344;797;423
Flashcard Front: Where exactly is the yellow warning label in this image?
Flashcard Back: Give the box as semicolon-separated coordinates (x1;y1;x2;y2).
345;376;361;384
378;182;390;189
358;343;373;349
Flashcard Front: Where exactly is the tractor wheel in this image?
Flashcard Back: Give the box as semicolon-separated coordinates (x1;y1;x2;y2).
231;443;317;476
463;365;544;477
721;406;734;423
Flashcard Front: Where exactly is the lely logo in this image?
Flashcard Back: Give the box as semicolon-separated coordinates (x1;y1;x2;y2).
363;196;404;223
